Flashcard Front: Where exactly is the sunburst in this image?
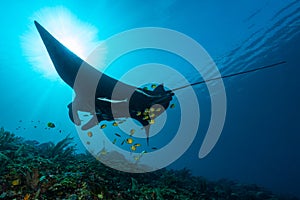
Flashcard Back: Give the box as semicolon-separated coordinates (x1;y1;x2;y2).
21;6;106;80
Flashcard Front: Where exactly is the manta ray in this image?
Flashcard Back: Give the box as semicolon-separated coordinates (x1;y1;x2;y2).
34;21;174;144
34;20;285;146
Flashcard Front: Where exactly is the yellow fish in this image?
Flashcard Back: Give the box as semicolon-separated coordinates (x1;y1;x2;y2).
143;116;149;120
87;131;93;137
134;143;141;147
126;138;133;144
100;124;107;129
136;111;142;116
151;84;157;89
24;194;30;200
12;179;21;186
149;113;155;118
130;145;137;151
112;122;118;126
149;119;155;124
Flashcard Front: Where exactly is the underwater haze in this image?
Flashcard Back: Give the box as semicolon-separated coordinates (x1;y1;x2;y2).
0;0;300;199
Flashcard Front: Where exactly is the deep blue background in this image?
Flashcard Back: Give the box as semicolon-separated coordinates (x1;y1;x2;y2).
0;0;299;197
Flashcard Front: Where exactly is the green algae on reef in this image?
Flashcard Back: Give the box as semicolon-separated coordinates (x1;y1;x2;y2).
0;127;298;200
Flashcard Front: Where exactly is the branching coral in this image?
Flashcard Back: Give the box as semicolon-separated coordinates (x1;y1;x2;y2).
0;127;22;151
43;135;76;161
0;127;297;200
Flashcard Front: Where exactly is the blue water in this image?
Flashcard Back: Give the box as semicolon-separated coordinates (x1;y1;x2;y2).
1;0;300;198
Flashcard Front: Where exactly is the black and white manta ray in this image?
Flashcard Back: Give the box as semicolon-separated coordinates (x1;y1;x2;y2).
34;21;174;145
35;20;285;145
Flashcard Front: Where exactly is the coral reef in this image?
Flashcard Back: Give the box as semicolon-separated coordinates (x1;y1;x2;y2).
0;127;298;200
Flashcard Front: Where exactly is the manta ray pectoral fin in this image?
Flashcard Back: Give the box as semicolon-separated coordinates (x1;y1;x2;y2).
68;103;81;126
34;21;85;88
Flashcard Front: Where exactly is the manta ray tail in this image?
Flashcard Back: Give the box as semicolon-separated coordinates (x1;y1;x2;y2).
172;61;286;91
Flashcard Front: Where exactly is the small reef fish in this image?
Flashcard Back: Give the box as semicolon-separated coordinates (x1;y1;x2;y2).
24;194;30;200
143;116;149;120
126;138;133;144
130;129;135;135
156;107;162;112
136;111;142;116
149;113;155;118
170;103;175;109
149;119;155;124
130;145;137;151
47;122;55;128
121;139;125;145
86;141;90;145
112;122;118;126
151;84;157;89
100;124;107;129
112;138;117;144
134;143;141;147
115;133;121;137
87;131;93;137
11;179;21;186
